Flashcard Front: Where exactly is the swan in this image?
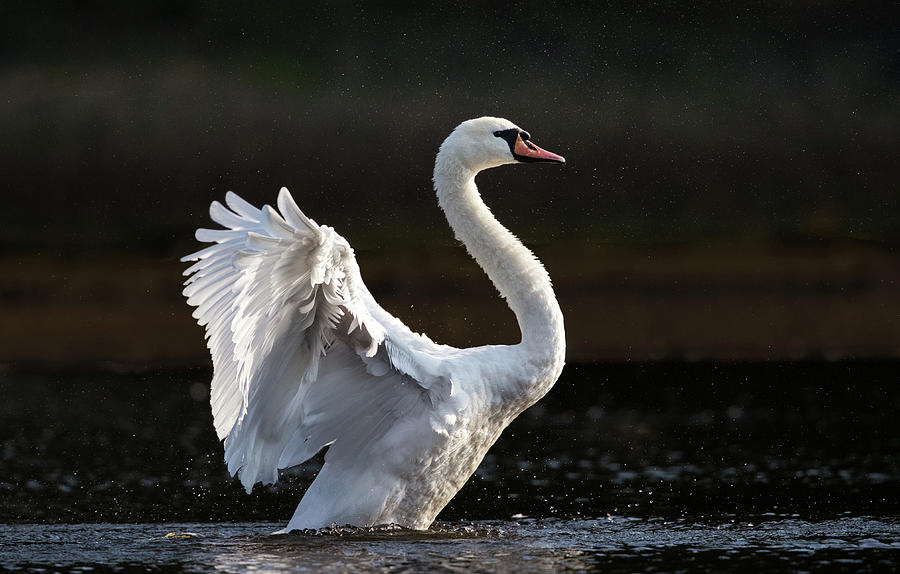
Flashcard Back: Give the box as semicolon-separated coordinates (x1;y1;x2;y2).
181;116;566;532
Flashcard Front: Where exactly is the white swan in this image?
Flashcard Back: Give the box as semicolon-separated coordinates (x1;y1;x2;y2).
182;117;566;532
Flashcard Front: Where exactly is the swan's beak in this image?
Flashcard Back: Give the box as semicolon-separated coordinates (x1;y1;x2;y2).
514;135;566;164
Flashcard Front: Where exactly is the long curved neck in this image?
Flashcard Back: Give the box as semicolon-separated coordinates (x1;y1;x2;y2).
433;153;565;369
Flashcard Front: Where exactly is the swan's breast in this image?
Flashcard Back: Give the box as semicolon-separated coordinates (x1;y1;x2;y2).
390;402;509;529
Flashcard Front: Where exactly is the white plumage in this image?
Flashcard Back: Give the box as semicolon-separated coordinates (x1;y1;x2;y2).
182;117;566;532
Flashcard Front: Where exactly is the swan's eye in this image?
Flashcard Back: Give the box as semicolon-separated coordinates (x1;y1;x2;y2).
493;128;520;149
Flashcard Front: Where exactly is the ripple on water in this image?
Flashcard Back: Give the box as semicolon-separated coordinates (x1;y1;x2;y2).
2;517;899;573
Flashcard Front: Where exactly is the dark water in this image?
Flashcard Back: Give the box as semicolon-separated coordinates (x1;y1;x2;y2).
2;518;900;573
1;361;899;571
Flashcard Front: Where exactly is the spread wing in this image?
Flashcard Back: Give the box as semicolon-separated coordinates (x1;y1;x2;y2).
182;188;455;491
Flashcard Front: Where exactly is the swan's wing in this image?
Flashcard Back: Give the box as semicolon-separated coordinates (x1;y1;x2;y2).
182;188;453;490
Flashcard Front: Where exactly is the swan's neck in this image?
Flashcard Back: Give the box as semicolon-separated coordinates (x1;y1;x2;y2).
433;154;565;374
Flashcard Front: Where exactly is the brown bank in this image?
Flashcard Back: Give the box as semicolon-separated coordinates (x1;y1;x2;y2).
1;242;898;365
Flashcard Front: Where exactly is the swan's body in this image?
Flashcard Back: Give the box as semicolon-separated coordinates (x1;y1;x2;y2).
182;117;566;532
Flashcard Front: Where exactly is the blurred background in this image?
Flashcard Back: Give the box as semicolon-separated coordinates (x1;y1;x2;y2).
1;1;897;365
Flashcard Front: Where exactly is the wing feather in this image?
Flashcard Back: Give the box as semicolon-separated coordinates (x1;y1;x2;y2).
182;188;452;491
224;190;264;219
209;200;255;229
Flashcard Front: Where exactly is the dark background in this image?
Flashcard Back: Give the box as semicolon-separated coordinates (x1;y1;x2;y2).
1;1;898;365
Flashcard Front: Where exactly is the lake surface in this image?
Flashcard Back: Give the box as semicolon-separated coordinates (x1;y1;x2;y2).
3;517;900;572
1;361;899;571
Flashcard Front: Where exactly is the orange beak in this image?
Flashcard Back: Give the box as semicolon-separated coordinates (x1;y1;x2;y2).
514;135;566;164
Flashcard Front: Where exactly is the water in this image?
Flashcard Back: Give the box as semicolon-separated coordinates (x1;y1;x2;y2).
2;361;899;570
2;518;900;572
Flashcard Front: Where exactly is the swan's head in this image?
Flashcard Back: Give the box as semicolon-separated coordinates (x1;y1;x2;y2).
438;117;565;173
